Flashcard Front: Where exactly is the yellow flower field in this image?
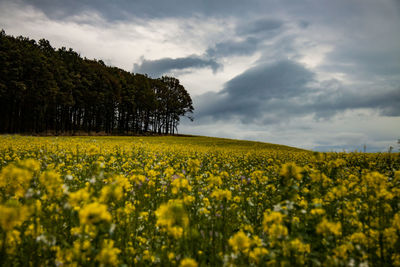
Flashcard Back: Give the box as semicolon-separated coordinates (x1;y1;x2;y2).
0;135;399;266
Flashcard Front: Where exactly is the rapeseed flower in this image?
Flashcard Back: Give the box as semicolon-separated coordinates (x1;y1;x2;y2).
79;202;112;225
316;218;342;236
0;164;33;199
280;162;303;181
156;199;189;238
179;257;198;267
249;247;268;263
0;202;29;231
69;188;91;209
39;171;64;199
210;188;232;201
171;176;191;194
228;231;251;253
96;239;121;266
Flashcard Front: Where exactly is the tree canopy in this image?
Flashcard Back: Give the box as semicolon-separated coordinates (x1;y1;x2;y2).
0;30;194;135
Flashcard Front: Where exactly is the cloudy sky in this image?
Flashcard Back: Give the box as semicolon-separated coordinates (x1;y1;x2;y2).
1;0;399;151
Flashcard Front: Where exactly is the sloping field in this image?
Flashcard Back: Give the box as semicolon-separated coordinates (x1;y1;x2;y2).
0;134;307;151
0;135;399;266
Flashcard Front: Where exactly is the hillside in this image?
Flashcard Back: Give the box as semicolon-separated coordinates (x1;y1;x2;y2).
0;135;308;153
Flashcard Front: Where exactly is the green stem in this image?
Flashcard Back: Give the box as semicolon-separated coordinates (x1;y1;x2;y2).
1;231;7;267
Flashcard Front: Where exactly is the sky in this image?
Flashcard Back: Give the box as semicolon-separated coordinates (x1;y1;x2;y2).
1;0;399;151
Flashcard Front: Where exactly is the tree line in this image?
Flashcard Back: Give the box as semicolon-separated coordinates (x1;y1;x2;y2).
0;30;194;135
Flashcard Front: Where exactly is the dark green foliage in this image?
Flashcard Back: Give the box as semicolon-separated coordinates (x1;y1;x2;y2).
0;30;194;135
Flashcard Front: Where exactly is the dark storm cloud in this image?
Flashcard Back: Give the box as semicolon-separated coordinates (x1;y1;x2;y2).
194;59;400;123
133;56;222;77
222;60;313;99
196;60;315;121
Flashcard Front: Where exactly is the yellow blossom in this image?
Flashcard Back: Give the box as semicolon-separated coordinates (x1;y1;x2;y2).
316;218;342;236
262;210;288;239
79;202;112;225
96;239;121;266
187;158;201;174
171;176;191;194
249;247;268;264
228;231;251;253
310;208;325;216
0;163;33;199
210;188;232;201
99;184;123;203
39;170;64;199
0;202;30;231
280;162;303;181
69;188;91;209
155;199;189;238
180;258;198;267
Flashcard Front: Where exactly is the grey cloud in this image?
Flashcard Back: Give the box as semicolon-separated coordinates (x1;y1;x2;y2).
206;18;286;58
309;78;400;118
206;37;260;58
314;1;400;81
133;56;222;77
257;35;301;62
235;18;283;36
194;59;400;124
9;0;351;22
14;0;269;21
322;46;400;78
222;59;313;98
196;60;315;121
27;0;381;25
298;20;310;28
